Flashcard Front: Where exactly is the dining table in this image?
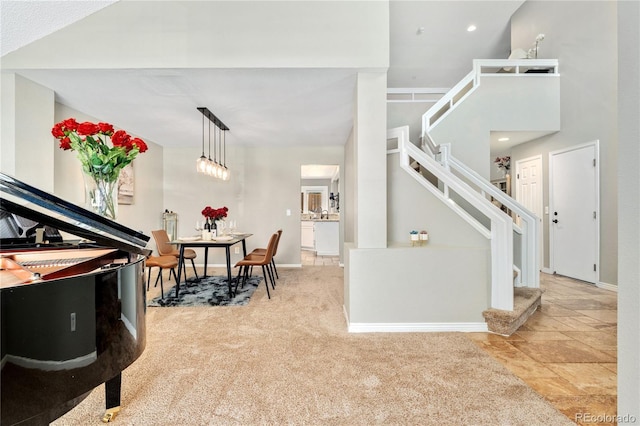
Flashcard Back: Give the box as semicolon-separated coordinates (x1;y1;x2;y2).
172;233;252;298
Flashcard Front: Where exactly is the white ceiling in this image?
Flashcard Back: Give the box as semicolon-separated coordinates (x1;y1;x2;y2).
16;67;358;149
301;165;340;180
2;1;533;151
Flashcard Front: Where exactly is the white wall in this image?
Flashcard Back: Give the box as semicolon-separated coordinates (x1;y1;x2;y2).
429;76;560;179
387;153;489;249
387;102;434;146
0;74;55;190
347;244;490;325
344;128;356;246
1;74;17;175
509;1;618;285
617;0;640;420
162;143;344;266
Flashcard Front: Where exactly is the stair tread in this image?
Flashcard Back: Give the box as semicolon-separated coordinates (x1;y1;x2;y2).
482;287;543;336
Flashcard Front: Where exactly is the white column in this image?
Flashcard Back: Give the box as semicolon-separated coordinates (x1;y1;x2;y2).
618;0;640;420
354;72;387;248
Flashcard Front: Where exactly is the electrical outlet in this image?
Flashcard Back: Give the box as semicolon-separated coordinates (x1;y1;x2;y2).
234;247;240;254
70;312;76;332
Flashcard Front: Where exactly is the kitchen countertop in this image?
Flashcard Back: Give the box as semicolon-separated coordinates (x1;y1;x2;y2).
301;213;340;222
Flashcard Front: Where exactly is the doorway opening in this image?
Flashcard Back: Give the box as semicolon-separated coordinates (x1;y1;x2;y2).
301;164;340;266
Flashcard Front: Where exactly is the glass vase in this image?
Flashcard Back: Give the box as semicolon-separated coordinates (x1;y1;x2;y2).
83;172;118;220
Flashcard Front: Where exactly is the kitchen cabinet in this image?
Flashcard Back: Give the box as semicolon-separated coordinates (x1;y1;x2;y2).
301;221;315;249
314;221;339;255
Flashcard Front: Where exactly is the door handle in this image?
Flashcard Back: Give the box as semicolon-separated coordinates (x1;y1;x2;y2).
552;219;558;224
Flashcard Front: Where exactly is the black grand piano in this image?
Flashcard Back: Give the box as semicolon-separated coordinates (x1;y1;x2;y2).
0;172;151;425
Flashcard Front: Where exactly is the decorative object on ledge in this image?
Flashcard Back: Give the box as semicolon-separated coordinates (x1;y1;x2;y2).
52;118;148;220
494;155;512;196
196;107;230;181
410;230;419;246
494;155;511;175
527;33;545;59
410;230;429;246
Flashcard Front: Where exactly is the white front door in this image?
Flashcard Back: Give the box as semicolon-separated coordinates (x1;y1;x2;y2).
550;142;599;283
515;155;543;267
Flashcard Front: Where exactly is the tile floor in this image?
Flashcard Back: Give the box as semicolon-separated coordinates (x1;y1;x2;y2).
468;273;618;426
301;249;340;266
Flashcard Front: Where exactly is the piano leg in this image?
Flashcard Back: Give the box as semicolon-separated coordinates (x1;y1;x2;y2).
101;373;122;423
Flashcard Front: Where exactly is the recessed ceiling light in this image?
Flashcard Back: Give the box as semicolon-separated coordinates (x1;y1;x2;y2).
467;25;477;32
498;137;510;142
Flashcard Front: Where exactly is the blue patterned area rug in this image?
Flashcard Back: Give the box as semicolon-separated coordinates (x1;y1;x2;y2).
148;275;262;307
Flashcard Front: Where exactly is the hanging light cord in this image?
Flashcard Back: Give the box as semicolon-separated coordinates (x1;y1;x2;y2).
222;129;226;167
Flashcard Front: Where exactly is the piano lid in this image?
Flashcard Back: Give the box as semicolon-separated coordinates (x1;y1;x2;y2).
0;172;150;255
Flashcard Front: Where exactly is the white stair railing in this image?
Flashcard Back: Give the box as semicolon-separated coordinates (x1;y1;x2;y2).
439;142;540;288
389;126;514;311
418;59;552;289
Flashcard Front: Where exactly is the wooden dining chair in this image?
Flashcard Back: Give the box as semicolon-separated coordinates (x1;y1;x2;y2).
249;229;282;280
234;232;279;299
151;230;199;281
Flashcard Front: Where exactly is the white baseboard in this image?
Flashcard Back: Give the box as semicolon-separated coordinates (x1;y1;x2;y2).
541;267;553;275
342;305;488;333
348;322;489;333
597;281;618;292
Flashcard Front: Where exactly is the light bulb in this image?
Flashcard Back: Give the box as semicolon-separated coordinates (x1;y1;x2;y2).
197;156;207;173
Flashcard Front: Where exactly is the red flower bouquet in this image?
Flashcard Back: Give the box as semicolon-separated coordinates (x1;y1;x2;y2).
201;206;229;221
52;118;148;179
51;118;148;219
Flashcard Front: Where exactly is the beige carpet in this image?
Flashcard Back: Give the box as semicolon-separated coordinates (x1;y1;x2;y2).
53;266;573;425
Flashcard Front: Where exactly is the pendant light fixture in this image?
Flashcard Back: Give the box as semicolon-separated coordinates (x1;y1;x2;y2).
196;113;208;173
196;107;230;180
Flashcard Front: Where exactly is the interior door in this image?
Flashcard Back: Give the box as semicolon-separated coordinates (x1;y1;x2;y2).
515;155;543;265
550;142;599;283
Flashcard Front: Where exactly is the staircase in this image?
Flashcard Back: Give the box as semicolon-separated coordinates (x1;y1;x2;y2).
388;59;559;334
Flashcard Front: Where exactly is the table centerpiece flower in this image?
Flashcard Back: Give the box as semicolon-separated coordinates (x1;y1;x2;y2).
52;118;148;220
201;206;228;232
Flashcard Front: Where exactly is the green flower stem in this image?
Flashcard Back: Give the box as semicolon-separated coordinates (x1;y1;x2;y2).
96;177;117;220
86;173;118;220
